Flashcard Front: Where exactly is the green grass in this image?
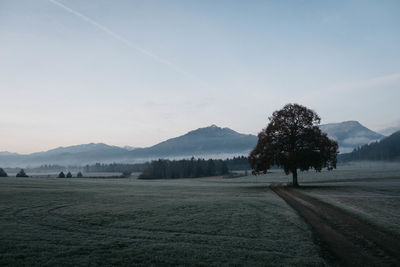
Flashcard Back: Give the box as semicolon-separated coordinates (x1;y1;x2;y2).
3;163;399;266
0;177;326;266
240;163;400;236
300;179;400;235
236;161;400;184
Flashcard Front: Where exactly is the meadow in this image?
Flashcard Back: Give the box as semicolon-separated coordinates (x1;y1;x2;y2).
1;162;399;266
0;176;325;266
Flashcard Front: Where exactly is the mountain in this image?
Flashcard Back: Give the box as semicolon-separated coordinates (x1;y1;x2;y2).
31;143;126;156
319;121;384;153
0;151;19;156
3;122;385;167
0;126;257;167
122;145;138;151
378;124;400;136
0;143;131;167
129;125;257;159
340;131;400;161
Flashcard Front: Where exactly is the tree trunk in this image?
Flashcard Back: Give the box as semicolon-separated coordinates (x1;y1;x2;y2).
292;169;299;187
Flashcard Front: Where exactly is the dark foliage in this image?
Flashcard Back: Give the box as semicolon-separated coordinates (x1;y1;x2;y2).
77;171;83;178
58;172;65;178
36;164;67;171
84;157;249;175
249;103;338;186
225;156;251;170
3;165;79;175
0;168;8;177
16;169;28;177
84;162;149;173
66;172;72;178
340;131;400;162
139;158;229;179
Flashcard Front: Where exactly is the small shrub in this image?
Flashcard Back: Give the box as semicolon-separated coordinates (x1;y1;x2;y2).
57;172;65;178
0;168;8;177
16;169;28;178
66;172;72;178
77;172;83;178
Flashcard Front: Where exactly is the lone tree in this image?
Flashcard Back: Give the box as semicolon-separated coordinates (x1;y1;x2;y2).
77;171;83;178
249;104;338;187
16;169;28;178
0;168;8;177
57;171;65;178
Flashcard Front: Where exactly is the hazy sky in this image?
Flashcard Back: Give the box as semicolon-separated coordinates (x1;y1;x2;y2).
1;0;400;153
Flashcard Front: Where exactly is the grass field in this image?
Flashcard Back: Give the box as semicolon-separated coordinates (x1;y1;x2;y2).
1;162;399;266
0;176;326;266
292;162;400;236
300;179;400;235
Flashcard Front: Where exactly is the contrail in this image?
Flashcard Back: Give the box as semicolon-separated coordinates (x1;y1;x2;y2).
47;0;197;79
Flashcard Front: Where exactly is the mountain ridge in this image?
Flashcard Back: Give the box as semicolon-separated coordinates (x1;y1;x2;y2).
340;131;400;161
0;122;388;167
319;121;384;153
129;125;257;158
0;125;257;167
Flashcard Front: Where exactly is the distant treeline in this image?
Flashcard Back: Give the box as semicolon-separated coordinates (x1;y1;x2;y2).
33;164;68;171
4;165;79;173
0;168;29;178
139;157;241;179
225;156;250;170
83;162;149;173
340;131;400;162
1;156;251;179
83;156;250;174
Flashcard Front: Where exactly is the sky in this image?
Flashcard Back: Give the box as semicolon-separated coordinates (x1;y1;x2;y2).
1;0;400;154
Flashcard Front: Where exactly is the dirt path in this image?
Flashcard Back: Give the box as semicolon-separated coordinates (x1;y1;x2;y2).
270;183;400;267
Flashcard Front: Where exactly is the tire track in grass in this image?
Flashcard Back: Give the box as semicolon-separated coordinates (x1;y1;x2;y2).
48;204;294;254
46;201;293;242
270;183;400;266
11;203;291;256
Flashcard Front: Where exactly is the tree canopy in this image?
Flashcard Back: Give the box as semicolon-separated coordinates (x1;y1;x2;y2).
249;103;338;186
58;172;65;178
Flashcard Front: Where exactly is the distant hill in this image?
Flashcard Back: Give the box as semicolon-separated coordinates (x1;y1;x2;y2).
0;151;19;156
0;143;131;167
378;123;400;136
122;145;138;151
340;131;400;161
1;122;386;167
31;143;127;156
129;125;257;158
319;121;384;153
0;125;257;167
